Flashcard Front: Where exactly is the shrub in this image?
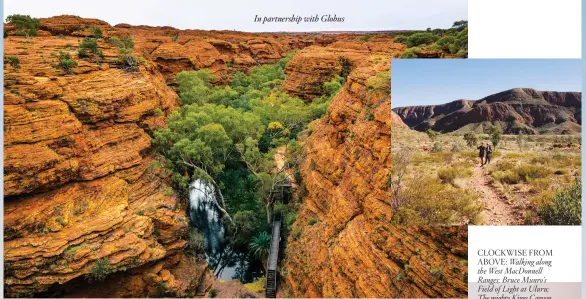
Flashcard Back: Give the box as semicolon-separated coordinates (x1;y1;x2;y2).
397;271;406;281
56;216;66;226
400;47;421;58
153;108;163;116
308;219;317;226
209;288;218;298
528;178;551;193
249;231;271;259
171;33;179;42
187;228;205;254
539;179;581;225
438;167;472;185
107;36;122;47
78;37;103;59
406;32;439;47
394;35;408;44
391;176;483;225
436;36;457;52
431;142;443;153
5;55;20;69
87;258;111;282
514;164;550;180
293;165;302;184
426;129;440;141
56;51;77;74
91;26;103;38
492;170;521;184
163;186;175;196
273;202;289;214
6;14;40;37
359;33;374;42
517;133;526;150
124;55;143;71
111;35;140;72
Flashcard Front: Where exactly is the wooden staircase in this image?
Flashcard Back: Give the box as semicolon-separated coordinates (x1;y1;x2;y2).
265;269;277;298
264;182;292;298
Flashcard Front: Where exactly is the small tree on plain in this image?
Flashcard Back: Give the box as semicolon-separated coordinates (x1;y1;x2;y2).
426;129;440;141
487;125;503;148
463;132;478;148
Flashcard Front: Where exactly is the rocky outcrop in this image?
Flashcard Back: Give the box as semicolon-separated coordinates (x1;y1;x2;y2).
392;110;407;127
3;27;187;296
151;40;227;83
283;55;468;297
4;15;468;298
393;88;582;134
53;253;213;298
281;38;404;101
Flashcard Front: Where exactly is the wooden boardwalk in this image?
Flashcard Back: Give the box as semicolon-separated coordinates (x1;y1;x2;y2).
265;183;291;298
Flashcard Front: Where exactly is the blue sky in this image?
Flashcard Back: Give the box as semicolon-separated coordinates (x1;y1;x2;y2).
4;0;466;32
392;59;582;108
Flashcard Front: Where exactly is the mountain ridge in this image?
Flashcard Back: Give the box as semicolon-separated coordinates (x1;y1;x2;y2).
393;88;582;134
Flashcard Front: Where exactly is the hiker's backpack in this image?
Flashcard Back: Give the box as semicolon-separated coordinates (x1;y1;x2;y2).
487;145;492;153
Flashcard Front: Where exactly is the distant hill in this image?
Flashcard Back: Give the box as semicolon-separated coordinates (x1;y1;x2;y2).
392;88;582;134
391;110;407;127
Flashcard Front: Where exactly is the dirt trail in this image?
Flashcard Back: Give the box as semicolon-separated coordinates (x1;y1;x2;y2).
274;146;296;187
469;160;523;225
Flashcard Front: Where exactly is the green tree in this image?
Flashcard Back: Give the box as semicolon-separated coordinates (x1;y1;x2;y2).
406;33;440;47
175;70;216;105
487;125;503;148
452;20;468;31
463;132;478;148
91;26;103;38
6;14;40;38
231;210;263;246
153;103;265;224
436;36;458;53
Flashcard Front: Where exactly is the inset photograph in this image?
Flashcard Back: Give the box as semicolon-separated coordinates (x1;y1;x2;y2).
391;59;582;226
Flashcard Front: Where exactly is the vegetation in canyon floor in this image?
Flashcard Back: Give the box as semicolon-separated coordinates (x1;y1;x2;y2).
153;54;345;268
392;124;582;225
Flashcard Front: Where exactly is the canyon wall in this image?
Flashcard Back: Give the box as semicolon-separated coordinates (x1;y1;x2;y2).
4;15;469;298
3;15;317;297
393;88;582;134
282;51;469;298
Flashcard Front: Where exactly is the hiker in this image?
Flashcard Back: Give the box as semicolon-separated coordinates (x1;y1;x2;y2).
477;143;486;167
485;143;493;164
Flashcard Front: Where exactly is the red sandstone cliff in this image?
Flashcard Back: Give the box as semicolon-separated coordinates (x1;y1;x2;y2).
2;15;315;297
4;15;468;298
282;53;468;298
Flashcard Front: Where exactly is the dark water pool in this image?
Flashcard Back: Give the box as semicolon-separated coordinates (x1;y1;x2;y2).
188;180;262;283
